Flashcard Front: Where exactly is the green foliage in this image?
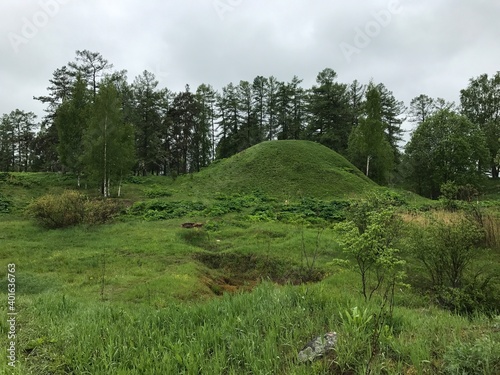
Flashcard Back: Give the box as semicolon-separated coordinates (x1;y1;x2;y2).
0;192;11;213
83;199;122;225
27;190;121;228
83;79;135;197
130;199;206;220
54;75;90;178
410;217;483;290
404;109;489;198
336;193;405;304
183;140;376;199
440;181;479;210
348;83;395;184
27;190;86;229
408;215;500;314
460;72;500;178
444;335;500;375
143;185;173;198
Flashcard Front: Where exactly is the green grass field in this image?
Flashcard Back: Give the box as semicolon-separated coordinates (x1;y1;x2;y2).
0;141;499;374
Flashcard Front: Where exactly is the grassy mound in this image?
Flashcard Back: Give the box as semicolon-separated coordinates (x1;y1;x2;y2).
178;140;376;199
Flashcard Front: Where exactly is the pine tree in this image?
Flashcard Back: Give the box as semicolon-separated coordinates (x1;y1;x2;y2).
307;68;350;153
348;83;394;184
54;75;91;185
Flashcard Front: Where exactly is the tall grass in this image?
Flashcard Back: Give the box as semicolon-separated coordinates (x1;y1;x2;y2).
2;283;498;374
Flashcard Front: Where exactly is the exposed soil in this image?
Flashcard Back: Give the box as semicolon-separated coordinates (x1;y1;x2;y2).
194;251;325;295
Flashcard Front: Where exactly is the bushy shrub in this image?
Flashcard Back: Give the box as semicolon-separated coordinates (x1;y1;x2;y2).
27;190;85;229
83;199;122;225
27;191;122;229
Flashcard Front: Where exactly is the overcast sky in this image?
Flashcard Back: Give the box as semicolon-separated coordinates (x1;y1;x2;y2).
1;0;498;140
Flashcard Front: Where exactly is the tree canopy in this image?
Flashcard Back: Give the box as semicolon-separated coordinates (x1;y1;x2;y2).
404;109;489;198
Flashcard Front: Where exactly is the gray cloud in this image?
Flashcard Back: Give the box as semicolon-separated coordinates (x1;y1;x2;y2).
0;0;497;140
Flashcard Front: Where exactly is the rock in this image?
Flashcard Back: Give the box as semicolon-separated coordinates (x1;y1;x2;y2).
298;332;337;363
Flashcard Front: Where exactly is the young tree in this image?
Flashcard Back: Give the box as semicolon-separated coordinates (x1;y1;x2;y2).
335;195;404;302
83;80;135;197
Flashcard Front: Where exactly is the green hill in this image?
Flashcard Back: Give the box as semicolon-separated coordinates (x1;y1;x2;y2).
178;140;376;199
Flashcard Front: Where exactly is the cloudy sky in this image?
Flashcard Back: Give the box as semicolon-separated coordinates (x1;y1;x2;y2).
0;0;498;140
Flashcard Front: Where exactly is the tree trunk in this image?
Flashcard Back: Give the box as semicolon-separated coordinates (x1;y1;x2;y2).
492;165;499;179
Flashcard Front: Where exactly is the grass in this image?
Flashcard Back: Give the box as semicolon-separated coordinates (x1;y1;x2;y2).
172;140;377;199
0;142;499;374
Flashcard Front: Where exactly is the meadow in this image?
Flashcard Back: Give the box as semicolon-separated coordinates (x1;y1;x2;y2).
0;141;499;374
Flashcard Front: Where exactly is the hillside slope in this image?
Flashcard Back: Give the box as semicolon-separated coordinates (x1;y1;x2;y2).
178;140;376;199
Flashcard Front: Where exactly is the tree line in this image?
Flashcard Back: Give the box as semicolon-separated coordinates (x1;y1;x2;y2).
0;50;498;198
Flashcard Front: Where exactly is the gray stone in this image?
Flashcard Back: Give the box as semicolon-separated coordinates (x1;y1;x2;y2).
298;332;337;362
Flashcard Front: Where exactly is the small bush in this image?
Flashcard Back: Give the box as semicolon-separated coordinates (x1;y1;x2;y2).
83;199;122;225
27;190;85;229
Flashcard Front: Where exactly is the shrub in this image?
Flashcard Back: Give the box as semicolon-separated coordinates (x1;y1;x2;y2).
27;190;85;229
27;191;122;229
83;199;122;225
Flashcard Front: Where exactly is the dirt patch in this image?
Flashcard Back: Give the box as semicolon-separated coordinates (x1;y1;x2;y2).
194;252;325;295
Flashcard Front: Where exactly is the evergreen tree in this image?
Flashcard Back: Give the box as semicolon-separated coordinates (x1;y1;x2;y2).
196;84;217;161
0;110;37;172
132;70;162;175
307;68;350;153
265;76;279;140
252;76;268;142
348;83;394;184
68;50;114;101
54;75;91;184
216;82;240;158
